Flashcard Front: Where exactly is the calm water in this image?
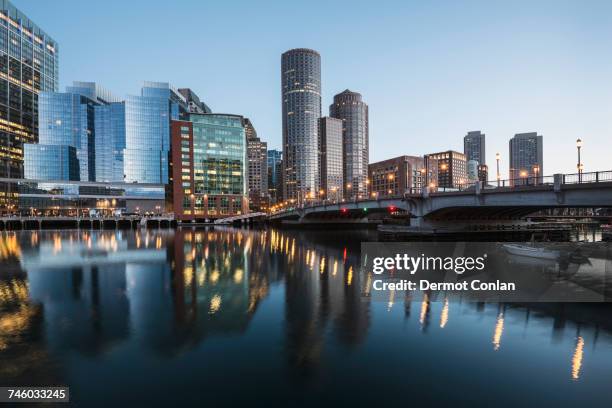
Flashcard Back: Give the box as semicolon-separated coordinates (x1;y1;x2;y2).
1;228;612;407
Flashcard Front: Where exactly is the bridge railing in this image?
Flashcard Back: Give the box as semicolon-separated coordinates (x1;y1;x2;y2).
562;171;612;184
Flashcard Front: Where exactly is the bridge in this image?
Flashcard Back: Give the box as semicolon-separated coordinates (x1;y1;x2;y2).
270;171;612;231
213;212;267;225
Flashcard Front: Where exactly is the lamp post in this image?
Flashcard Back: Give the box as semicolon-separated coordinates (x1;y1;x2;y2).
495;152;501;187
520;169;528;185
576;138;583;182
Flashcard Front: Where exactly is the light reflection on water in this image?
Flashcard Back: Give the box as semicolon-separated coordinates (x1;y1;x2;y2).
0;228;612;406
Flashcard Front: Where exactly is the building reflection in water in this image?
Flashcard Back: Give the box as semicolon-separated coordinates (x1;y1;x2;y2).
492;306;505;351
439;297;449;329
1;229;612;387
572;335;584;380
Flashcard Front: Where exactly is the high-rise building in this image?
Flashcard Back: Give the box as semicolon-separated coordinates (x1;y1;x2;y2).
23;145;78;181
281;48;321;203
464;130;486;165
509;132;543;185
0;0;58;208
25;82;121;182
318;117;343;202
368;156;424;198
424;150;467;189
244;118;268;211
267;149;282;205
94;101;126;182
170;114;247;221
329;89;369;200
124;82;189;184
178;88;211;114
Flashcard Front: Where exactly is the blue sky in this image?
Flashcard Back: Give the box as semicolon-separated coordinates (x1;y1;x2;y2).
15;0;612;176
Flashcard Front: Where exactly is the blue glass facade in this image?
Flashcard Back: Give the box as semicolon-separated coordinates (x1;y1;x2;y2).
267;149;282;186
95;102;125;182
189;113;246;196
23;144;78;180
124;82;186;184
267;149;282;204
25;82;121;183
33;91;94;181
0;0;58;209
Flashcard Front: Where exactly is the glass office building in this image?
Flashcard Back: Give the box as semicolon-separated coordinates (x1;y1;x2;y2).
267;149;282;204
95;102;125;182
23;144;78;180
0;0;58;209
171;114;247;221
30;92;94;181
25;82;120;182
124;82;187;184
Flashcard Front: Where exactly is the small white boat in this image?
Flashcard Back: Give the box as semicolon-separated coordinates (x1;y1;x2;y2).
502;243;560;260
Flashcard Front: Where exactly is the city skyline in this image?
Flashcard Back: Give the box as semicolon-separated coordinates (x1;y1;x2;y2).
12;0;612;179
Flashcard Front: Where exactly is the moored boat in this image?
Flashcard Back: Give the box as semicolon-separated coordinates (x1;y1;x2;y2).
502;243;560;260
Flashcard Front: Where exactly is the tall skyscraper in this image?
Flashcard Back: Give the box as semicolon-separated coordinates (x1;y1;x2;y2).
509;132;543;185
464;130;486;165
124;82;188;184
95;101;126;182
0;1;58;208
330;89;369;200
318;117;343;202
170;114;247;221
281;48;321;203
25;82;120;182
267;149;282;205
244;118;268;211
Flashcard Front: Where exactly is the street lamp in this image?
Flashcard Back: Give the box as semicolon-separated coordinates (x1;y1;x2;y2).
532;165;540;185
576;138;583;182
519;169;528;185
495;152;501;187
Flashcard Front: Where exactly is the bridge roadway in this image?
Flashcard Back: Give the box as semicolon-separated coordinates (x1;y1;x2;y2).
270;171;612;230
213;212;267;225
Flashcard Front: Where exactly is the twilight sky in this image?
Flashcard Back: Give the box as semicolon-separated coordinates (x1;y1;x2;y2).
15;0;612;177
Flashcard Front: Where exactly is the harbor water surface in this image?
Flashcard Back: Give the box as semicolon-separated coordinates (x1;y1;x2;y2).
1;228;612;407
